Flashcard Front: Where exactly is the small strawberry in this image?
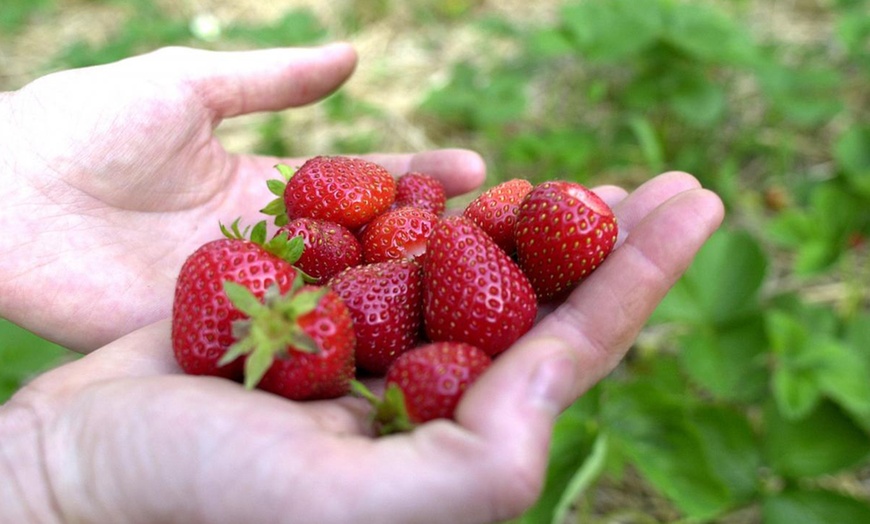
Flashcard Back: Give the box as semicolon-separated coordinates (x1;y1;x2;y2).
463;178;533;254
220;275;356;400
353;342;491;434
261;157;396;229
360;206;438;264
392;172;447;216
171;220;303;379
328;260;423;374
276;217;362;284
515;180;618;302
423;216;537;356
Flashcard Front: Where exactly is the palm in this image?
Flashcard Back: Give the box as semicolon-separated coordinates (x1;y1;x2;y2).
0;45;484;351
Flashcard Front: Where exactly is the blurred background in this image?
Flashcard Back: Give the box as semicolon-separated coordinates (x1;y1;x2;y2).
1;0;869;522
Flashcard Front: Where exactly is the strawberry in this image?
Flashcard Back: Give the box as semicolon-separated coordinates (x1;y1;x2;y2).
276;217;362;284
353;342;491;434
220;277;357;400
392;172;447;216
328;260;423;374
261;157;396;229
171;220;303;379
423;216;537;356
360;206;438;264
463;178;533;254
515;180;618;302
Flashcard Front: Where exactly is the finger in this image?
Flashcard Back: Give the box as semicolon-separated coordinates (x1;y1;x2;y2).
611;171;701;246
139;43;358;118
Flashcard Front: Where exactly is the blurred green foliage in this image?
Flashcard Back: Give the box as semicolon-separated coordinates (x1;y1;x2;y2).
2;0;869;521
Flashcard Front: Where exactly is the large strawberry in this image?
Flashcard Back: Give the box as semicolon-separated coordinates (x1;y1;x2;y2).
462;178;533;254
171;220;303;379
515;180;618;302
360;206;438;264
276;217;362;284
423;216;537;356
262;157;396;230
353;341;491;434
328;260;423;374
220;276;356;400
392;172;447;216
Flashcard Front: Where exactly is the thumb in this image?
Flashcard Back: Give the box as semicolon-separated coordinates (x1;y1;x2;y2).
136;43;359;118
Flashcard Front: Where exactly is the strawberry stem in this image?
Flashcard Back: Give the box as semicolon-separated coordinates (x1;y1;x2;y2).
350;380;417;435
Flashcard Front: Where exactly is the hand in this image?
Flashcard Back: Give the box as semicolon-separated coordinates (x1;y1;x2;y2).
0;171;724;524
0;44;486;352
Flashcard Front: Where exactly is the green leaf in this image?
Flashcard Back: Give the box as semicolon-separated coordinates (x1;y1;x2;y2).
653;229;767;326
552;432;609;524
677;319;768;403
662;2;758;65
0;320;77;403
834;126;870;197
628;115;664;172
692;405;762;504
512;392;600;523
602;380;731;520
763;488;870;524
560;0;664;62
763;400;870;479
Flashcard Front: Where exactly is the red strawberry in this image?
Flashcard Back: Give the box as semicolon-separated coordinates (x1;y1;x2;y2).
353;342;491;434
171;220;303;379
328;260;423;374
515;180;618;302
277;217;362;284
222;278;356;401
360;206;438;264
392;172;447;216
261;157;396;229
423;216;537;356
463;178;533;254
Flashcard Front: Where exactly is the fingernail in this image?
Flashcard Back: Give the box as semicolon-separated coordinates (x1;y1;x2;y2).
528;339;578;416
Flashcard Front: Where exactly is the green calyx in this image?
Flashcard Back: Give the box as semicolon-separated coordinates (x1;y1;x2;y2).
219;217;304;265
260;163;296;227
351;380;417;435
219;274;327;390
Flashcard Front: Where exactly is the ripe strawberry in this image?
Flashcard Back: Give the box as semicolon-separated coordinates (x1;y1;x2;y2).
463;178;533;254
221;277;356;401
171;220;303;379
392;172;447;216
423;216;537;356
261;157;396;229
353;342;491;434
276;217;362;284
360;206;438;264
328;260;423;374
515;180;618;302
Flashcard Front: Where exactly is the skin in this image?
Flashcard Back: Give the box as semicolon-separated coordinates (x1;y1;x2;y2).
0;43;724;523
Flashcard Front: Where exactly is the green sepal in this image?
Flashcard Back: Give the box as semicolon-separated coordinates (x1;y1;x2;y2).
263;230;304;265
351;380;417;436
222;281;265;317
260;164;295;226
266;178;287;197
219;218;250;240
218;276;328;390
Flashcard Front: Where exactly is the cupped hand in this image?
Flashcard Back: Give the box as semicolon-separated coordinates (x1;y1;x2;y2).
0;44;486;352
1;172;723;524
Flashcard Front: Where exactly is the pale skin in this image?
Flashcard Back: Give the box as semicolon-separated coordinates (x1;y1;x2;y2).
0;43;724;523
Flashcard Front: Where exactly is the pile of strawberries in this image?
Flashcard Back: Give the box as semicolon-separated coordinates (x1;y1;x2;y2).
171;156;617;433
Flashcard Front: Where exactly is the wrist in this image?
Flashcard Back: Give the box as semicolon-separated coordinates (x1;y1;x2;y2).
0;401;62;523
